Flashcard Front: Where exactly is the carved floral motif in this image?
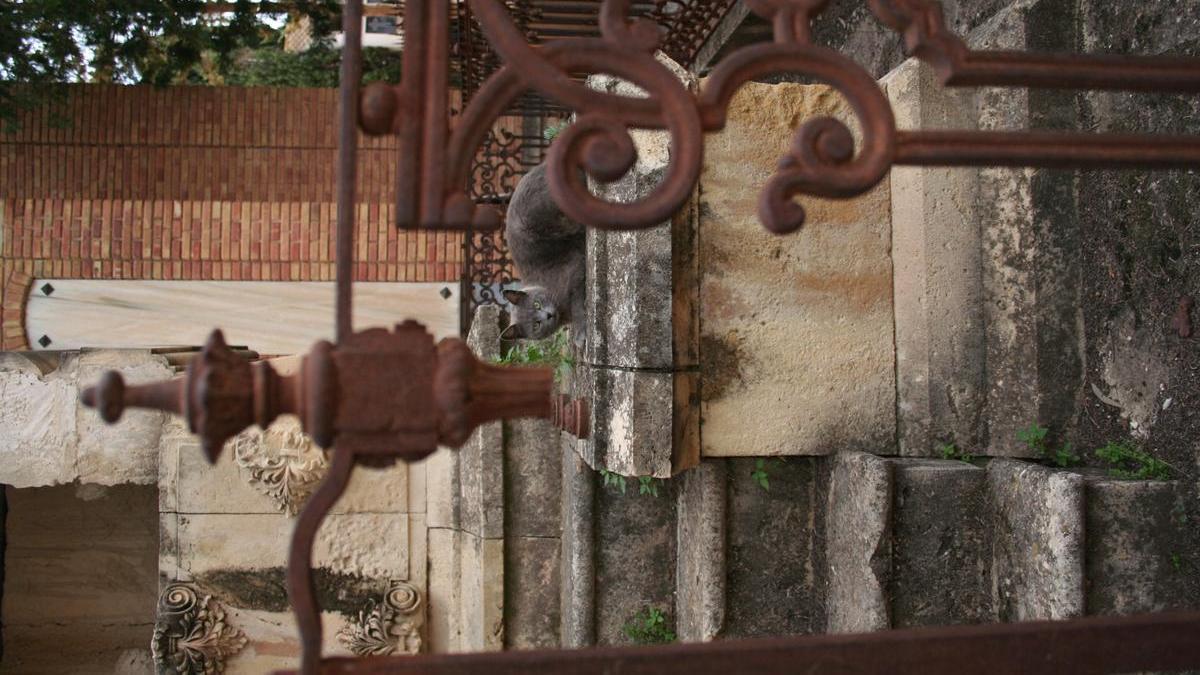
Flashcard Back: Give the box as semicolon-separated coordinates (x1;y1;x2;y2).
232;417;329;515
151;583;247;674
337;582;424;656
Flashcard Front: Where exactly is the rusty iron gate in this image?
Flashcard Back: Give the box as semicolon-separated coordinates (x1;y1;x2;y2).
79;0;1200;673
455;0;743;335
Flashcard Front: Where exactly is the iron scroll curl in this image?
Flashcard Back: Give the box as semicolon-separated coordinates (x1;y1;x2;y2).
450;0;898;234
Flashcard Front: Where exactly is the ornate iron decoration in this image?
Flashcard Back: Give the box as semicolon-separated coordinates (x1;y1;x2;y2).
79;0;1200;673
361;0;1200;236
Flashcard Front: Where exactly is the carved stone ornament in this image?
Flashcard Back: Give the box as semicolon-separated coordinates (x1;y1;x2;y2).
233;417;329;515
336;581;424;656
151;583;248;674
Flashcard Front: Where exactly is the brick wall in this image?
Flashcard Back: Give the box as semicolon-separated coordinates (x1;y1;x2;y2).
0;84;513;347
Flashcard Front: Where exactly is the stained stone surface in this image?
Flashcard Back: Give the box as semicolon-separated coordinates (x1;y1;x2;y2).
698;80;895;458
675;460;727;642
826;452;892;634
585;366;674;479
0;350;172;488
890;460;993;627
594;470;677;646
505;536;562;649
724;457;824;638
1084;476;1199;616
988;459;1085;621
560;441;597;648
580;54;694;478
504;416;563;649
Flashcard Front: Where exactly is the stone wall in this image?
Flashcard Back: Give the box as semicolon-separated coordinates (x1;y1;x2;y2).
3;484;158;673
0;349;423;672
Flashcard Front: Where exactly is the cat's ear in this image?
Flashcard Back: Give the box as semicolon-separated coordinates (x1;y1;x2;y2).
501;322;526;339
503;289;527;305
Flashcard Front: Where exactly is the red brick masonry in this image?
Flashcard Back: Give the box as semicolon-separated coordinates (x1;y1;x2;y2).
0;84;480;347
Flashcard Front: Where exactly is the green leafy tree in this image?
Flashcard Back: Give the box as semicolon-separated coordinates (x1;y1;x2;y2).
0;0;340;128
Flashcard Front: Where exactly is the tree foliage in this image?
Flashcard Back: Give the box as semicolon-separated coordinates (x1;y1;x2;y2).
0;0;343;128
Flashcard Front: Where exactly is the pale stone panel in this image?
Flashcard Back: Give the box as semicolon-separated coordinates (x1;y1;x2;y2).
884;59;986;457
988;459;1085;621
675;460;726;642
825;452;892;634
459;536;505;652
223;609;356;672
0;350;172;488
173;513;410;581
27;280;459;355
699;81;895;457
427;527;464;653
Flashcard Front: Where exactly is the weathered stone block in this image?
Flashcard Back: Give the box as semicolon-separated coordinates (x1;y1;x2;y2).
427;527;464;653
459;535;504;652
594;467;676;646
560;440;596;648
884;60;986;457
73;350;173;485
585;365;674;479
725;457;823;637
505;417;561;538
505;536;562;650
988;459;1085;621
699;81;895;458
884;2;1083;458
675;460;726;642
0;353;79;486
891;460;993;627
1084;476;1197;615
826;452;892;634
580;53;700;478
0;350;172;488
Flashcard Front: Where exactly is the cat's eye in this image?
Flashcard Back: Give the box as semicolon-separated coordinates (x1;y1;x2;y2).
534;302;542;310
534;321;541;329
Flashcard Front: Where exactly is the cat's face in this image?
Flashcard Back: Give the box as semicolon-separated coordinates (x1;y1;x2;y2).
503;288;560;340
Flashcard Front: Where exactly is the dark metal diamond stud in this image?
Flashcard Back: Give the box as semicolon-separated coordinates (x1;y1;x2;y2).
40;283;54;296
440;287;452;299
37;335;52;348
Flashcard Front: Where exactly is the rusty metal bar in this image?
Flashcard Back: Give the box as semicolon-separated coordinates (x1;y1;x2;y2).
298;611;1200;675
947;51;1200;92
335;0;363;342
896;130;1200;169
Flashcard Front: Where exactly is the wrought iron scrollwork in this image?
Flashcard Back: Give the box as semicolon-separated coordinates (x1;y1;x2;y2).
366;0;1200;237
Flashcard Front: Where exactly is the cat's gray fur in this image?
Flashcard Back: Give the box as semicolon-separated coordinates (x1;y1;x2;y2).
503;163;586;342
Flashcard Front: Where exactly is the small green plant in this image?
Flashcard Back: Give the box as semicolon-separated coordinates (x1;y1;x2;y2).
543;119;570;141
622;606;676;645
495;328;575;382
638;476;661;497
751;458;770;491
1171;553;1185;573
1017;423;1080;468
937;442;975;464
1095;441;1172;481
601;469;628;495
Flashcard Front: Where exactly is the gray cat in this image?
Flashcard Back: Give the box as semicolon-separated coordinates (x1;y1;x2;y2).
502;163;586;344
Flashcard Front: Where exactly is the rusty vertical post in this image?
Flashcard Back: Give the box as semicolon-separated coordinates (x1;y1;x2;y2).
336;0;363;342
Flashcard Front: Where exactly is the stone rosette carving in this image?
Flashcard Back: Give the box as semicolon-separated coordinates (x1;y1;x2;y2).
151;583;247;674
232;417;328;515
337;581;424;656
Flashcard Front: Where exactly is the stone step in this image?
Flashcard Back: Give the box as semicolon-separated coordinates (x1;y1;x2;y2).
826;454;993;632
1083;474;1197;616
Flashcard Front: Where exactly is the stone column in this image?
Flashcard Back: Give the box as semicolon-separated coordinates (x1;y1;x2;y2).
885;0;1084;457
583;53;700;479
